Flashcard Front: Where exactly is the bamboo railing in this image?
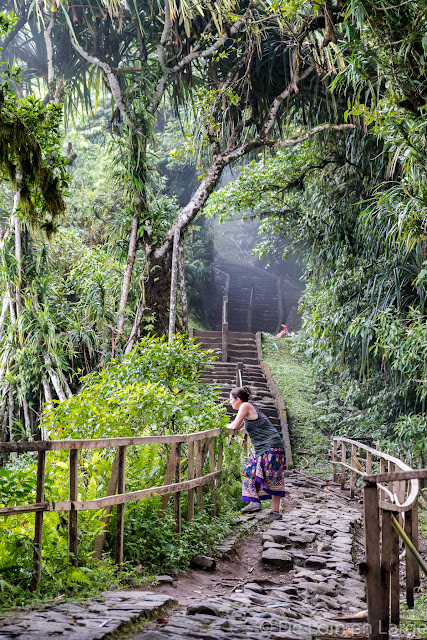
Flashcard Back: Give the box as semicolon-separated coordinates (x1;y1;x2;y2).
0;428;223;586
332;437;427;640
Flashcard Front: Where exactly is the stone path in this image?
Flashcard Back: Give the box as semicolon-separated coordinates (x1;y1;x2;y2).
0;473;368;640
134;474;367;640
0;591;177;639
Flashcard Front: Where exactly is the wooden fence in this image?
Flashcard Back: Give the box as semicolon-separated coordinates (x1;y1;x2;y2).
332;437;427;640
0;428;223;587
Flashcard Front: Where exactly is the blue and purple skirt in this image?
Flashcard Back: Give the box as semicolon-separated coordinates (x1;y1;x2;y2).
242;447;286;503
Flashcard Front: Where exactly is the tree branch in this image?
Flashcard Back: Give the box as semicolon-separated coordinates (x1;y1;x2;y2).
149;11;249;114
68;30;137;132
155;122;356;259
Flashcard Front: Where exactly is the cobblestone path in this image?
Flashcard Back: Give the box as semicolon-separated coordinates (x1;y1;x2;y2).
0;473;367;640
135;474;366;640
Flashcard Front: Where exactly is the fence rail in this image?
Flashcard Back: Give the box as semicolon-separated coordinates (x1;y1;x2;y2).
332;437;426;640
0;428;223;586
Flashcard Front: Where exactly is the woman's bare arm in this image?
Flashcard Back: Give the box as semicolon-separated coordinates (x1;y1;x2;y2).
228;402;250;432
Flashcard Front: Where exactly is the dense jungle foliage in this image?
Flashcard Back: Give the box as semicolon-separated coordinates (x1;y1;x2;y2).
0;0;427;600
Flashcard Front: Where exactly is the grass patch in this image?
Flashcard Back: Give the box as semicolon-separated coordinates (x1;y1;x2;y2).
261;335;331;478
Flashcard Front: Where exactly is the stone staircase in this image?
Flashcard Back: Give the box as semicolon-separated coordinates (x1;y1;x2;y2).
193;329;282;433
214;256;302;334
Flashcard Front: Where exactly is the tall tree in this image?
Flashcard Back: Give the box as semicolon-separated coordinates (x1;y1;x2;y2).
0;1;355;340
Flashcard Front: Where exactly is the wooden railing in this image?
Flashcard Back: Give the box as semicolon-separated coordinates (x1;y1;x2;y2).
0;429;223;587
222;295;228;362
332;437;427;640
247;282;255;333
213;266;230;362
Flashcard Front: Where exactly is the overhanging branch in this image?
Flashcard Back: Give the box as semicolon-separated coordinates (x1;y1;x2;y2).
155;122;356;259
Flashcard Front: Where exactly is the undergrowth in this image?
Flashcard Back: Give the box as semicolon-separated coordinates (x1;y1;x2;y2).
261;335;331;478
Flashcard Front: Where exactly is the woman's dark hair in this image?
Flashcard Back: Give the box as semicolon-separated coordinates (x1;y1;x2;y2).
230;386;251;402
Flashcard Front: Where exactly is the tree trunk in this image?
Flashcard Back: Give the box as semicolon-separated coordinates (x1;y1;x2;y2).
22;397;31;438
117;214;139;335
44;355;66;402
42;377;53;408
168;229;180;343
0;292;10;342
8;390;14;438
124;296;145;354
12;172;23;317
0;386;10;467
178;239;188;332
143;254;172;336
62;375;73;400
9;292;16;325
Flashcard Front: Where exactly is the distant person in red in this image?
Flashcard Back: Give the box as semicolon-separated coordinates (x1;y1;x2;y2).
276;324;288;337
228;385;286;523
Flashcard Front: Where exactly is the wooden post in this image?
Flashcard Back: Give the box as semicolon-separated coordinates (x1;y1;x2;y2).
115;446;126;566
31;451;46;588
275;275;284;334
161;445;176;510
387;461;394;499
236;361;243;387
390;510;400;625
332;440;338;483
380;458;386;502
350;443;357;498
404;508;415;608
174;443;181;536
168;228;180;344
341;441;346;490
364;482;383;640
243;433;248;457
247;283;255;333
195;440;203;512
222;296;228;362
381;510;392;636
178;239;188;332
93;449;120;559
208;438;216;516
160;444;176;511
366;451;372;475
69;449;78;567
412;502;420;589
216;441;223;503
417;451;424;489
187;440;195;522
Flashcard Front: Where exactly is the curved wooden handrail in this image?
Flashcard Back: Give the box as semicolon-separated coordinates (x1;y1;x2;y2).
332;436;419;512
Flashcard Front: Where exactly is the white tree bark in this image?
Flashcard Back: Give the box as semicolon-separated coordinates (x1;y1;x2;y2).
11;171;22;317
0;292;10;342
44;11;56;86
44;355;66;402
8;389;13;434
9;292;16;325
178;239;188;332
22;397;31;438
124;297;145;354
62;376;73;400
117;215;139;335
42;377;53;406
168;229;180;343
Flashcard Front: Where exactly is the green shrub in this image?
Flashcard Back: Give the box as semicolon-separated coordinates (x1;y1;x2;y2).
0;336;242;605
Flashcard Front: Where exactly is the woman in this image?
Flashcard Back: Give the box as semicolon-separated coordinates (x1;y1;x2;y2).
228;385;286;523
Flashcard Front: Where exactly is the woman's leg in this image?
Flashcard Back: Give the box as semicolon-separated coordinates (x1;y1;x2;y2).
272;495;281;512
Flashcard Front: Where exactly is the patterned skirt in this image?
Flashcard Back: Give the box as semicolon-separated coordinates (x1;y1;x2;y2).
242;447;286;503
